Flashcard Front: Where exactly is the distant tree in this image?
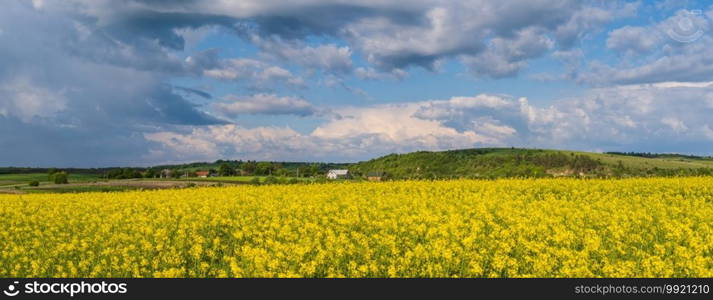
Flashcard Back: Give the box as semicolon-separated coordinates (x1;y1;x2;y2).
274;168;289;177
273;162;283;171
241;161;257;175
53;172;69;184
309;164;320;176
297;165;310;177
121;168;143;179
144;169;157;178
105;169;117;179
255;162;274;176
218;163;236;176
298;164;321;177
47;168;59;181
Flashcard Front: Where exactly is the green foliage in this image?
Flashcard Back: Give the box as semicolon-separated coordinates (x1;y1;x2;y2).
6;148;713;189
144;169;157;178
250;177;261;185
297;164;320;177
144;160;348;178
263;176;278;185
52;172;69;184
350;148;713;179
242;161;257;175
105;168;144;179
350;149;585;179
28;181;39;187
0;173;98;188
274;168;290;177
171;170;182;179
218;163;236;176
47;168;59;180
255;162;276;176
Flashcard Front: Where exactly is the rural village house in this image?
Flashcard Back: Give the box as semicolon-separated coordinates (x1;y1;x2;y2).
367;171;386;182
327;169;349;179
195;170;214;178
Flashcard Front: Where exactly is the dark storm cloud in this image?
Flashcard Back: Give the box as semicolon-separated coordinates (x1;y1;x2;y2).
245;4;425;39
0;1;224;166
103;11;236;50
72;0;626;74
58;0;637;76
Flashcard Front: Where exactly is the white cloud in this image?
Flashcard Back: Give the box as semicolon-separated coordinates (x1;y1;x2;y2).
147;97;505;163
661;117;688;133
202;58;305;88
252;36;353;74
146;125;321;163
355;67;407;80
31;0;45;9
606;26;661;55
312;104;490;146
0;77;67;122
554;2;639;47
701;124;713;140
461;27;554;78
583;8;713;85
213;94;319;117
149;83;713;162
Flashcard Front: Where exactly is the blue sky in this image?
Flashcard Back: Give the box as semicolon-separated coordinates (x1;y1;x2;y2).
3;0;713;167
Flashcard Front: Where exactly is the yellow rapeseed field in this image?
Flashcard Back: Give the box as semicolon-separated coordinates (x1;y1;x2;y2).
0;178;712;278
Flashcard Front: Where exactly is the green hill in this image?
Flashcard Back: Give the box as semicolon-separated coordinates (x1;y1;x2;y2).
349;148;713;179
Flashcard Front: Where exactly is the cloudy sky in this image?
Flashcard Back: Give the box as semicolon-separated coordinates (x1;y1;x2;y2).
3;0;713;167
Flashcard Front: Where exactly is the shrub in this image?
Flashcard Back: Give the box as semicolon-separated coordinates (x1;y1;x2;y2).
52;172;69;184
250;177;261;185
28;181;40;187
47;168;59;181
263;176;278;185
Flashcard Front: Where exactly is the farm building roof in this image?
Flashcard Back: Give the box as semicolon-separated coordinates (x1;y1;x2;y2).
328;169;349;175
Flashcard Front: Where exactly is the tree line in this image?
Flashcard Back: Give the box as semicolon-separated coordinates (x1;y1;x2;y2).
102;161;331;179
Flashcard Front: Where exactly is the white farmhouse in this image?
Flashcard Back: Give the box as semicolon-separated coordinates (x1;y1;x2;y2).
326;169;349;179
